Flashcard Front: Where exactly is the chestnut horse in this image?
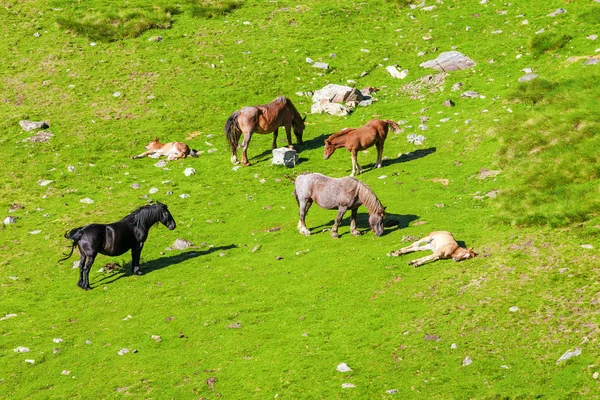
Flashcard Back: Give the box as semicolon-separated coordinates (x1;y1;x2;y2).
293;173;386;238
225;96;305;166
133;138;198;160
324;119;400;176
387;231;476;267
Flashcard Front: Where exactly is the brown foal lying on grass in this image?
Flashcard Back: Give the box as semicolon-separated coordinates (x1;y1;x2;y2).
323;119;400;176
387;231;476;267
133;138;198;160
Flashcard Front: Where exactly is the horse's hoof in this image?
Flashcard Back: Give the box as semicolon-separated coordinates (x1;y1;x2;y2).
351;230;361;236
134;270;143;276
299;230;311;236
331;233;339;239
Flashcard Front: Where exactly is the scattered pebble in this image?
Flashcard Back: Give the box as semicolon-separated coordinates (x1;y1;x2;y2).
25;359;35;364
462;356;473;366
14;346;30;353
4;216;17;225
0;313;18;321
123;315;133;321
149;188;159;194
341;383;356;389
179;194;190;199
117;348;130;355
68;165;75;172
61;370;71;375
113;92;121;97
80;198;94;204
183;168;196;177
227;323;242;329
509;306;520;312
593;372;599;380
378;175;388;179
556;347;581;364
29;230;41;235
53;338;63;343
451;343;457;349
38;179;54;186
386;389;398;394
151;335;162;343
85;340;92;345
154;160;167;168
581;244;594;249
337;363;352;372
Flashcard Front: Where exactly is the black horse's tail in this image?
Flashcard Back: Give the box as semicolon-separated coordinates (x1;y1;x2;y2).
59;227;84;262
225;110;242;153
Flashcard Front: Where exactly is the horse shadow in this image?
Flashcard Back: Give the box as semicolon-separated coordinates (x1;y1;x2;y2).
92;244;237;287
248;133;329;164
362;147;437;171
299;133;329;152
311;212;419;238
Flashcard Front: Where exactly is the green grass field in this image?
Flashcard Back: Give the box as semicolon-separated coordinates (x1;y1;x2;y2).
1;0;599;397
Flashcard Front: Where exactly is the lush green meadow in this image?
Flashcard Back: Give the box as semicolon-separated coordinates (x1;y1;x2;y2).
1;0;599;398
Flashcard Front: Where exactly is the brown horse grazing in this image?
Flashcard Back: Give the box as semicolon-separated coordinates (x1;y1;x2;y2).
293;173;386;238
133;138;198;160
387;231;476;267
324;119;400;176
225;96;305;166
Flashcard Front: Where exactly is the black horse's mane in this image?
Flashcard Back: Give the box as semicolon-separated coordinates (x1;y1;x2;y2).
121;203;166;227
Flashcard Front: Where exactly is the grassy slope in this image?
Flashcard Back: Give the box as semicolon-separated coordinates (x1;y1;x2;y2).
1;0;599;398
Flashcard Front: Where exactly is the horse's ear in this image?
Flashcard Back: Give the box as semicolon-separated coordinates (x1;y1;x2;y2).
302;116;307;122
153;137;159;142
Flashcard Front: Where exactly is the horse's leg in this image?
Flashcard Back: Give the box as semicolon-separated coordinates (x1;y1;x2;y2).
331;207;347;238
284;124;293;149
131;242;144;275
376;140;384;168
409;254;440;268
297;199;312;236
77;254;87;288
350;208;361;236
272;128;279;150
81;254;95;290
240;131;252;166
388;240;431;257
350;150;360;176
132;151;151;159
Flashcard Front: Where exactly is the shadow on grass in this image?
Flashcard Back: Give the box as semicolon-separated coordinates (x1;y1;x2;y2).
360;147;437;171
92;244;237;287
248;134;328;165
309;212;419;238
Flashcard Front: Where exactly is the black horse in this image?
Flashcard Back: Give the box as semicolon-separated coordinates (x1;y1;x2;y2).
60;202;176;290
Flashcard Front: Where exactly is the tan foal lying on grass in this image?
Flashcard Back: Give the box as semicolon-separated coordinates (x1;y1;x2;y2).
387;231;476;267
133;138;198;160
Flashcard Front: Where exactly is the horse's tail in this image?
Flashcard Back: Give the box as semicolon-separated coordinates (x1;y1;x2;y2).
225;110;242;152
189;149;199;158
58;227;84;262
384;120;401;133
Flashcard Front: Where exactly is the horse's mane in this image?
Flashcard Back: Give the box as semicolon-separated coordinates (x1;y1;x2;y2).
327;127;355;142
121;203;165;227
355;180;384;214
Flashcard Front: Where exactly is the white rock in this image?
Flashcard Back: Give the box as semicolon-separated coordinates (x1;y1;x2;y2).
378;175;387;179
272;148;298;167
509;306;520;312
386;389;399;394
305;57;314;64
587;35;598;41
53;338;63;343
80;198;94;204
556;347;581;364
232;166;241;171
72;260;80;269
386;65;408;79
407;134;426;145
68;166;75;172
462;356;473;366
337;363;352;372
313;62;329;70
25;359;35;364
29;230;41;235
4;216;17;225
38;179;54;186
113;92;121;97
118;348;130;355
61;370;71;375
593;372;599;379
341;383;356;389
149;188;159;194
0;313;18;321
179;194;190;199
451;343;457;349
154;160;167;168
14;346;30;353
581;244;594;249
183;168;196;177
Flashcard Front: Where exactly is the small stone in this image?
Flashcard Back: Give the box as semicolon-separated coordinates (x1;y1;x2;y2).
556;347;581;364
53;338;63;343
378;175;387;179
113;92;121;97
130;183;141;189
167;238;195;251
509;306;519;312
118;348;130;355
85;340;92;345
451;343;457;349
547;8;566;17
151;335;162;342
341;383;356;389
80;198;94;204
588;35;598;41
4;216;17;225
461;91;480;98
581;244;594;249
305;57;314;64
14;346;30;353
442;99;455;107
501;365;510;369
38;179;53;186
90;42;96;46
337;363;352;372
227;322;242;329
149;188;159;194
518;74;539;82
313;62;329;70
183;168;196;177
179;194;190;199
166;190;173;195
72;260;80;269
61;370;71;375
19;120;49;131
154;160;167;168
29;230;41;235
462;356;473;366
251;245;261;253
0;313;18;321
24;359;35;364
67;165;75;172
593;372;599;379
386;389;398;394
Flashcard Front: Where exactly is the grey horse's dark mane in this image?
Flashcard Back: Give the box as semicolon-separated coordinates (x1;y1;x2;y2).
121;203;167;228
355;180;384;214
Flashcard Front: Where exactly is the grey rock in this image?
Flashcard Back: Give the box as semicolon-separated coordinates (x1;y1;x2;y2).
583;59;600;66
168;238;195;251
313;62;329;70
4;216;17;225
386;389;399;394
443;99;455;107
311;102;351;116
359;99;374;107
548;8;566;17
518;74;539;82
462;356;473;366
38;179;54;186
420;51;476;71
461;91;480;98
337;363;352;372
556;347;581;364
130;183;141;189
271;147;298;167
451;82;463;91
183;168;196;177
154;160;167;168
19;120;49;131
305;57;314;64
79;198;94;204
14;346;30;353
341;383;356;389
312;84;363;103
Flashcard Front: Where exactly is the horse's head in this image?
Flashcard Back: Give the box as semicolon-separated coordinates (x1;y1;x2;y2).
368;207;386;236
452;247;476;262
293;116;306;144
324;139;335;159
156;202;176;230
145;137;160;150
